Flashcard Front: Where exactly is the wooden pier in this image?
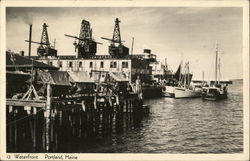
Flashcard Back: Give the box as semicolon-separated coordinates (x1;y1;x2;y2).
6;83;148;152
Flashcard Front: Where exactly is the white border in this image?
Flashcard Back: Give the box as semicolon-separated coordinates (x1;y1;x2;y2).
0;0;249;161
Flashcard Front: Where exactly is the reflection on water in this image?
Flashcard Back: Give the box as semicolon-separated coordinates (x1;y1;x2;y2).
64;80;243;153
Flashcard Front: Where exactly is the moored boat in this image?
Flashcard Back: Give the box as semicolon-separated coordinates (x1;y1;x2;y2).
174;86;202;98
202;84;228;101
202;44;228;101
173;61;202;98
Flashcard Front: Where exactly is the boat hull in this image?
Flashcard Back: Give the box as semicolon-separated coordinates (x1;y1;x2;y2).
202;86;228;101
202;93;227;101
142;85;162;99
162;86;175;97
174;87;202;98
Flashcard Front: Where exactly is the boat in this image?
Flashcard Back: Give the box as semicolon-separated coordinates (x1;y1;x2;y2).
174;87;202;98
202;44;228;101
162;62;181;97
174;61;202;98
142;83;162;98
202;85;227;101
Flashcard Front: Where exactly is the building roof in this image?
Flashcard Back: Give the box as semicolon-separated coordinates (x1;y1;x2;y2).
6;52;58;70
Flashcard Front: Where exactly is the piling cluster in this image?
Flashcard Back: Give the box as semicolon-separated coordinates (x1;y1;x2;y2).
6;72;148;152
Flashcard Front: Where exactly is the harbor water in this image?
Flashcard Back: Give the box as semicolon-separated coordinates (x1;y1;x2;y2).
60;79;243;153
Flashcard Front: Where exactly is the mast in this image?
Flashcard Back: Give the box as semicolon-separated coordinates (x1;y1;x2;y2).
187;62;190;86
215;44;218;84
218;56;221;84
183;62;187;87
179;60;182;83
202;71;204;85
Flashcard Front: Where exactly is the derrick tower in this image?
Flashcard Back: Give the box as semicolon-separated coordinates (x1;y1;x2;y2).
37;23;57;57
101;18;129;57
65;20;102;58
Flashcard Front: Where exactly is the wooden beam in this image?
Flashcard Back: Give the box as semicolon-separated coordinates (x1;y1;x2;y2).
6;99;46;108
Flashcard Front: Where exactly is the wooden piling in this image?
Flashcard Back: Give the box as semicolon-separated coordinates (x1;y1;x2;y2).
44;84;52;152
33;107;37;150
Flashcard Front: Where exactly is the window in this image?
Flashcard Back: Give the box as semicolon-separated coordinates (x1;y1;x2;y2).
89;62;93;68
49;62;53;66
110;61;117;68
100;61;104;68
79;61;82;68
69;61;72;68
59;61;62;67
122;61;128;68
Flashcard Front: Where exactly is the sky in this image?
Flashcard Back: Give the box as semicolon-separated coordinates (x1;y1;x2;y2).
6;7;243;79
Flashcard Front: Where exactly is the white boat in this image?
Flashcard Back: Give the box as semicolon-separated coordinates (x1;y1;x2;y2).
162;63;181;97
162;86;175;97
174;87;202;98
173;61;202;98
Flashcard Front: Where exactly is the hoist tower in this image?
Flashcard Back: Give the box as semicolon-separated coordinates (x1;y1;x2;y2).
101;18;129;57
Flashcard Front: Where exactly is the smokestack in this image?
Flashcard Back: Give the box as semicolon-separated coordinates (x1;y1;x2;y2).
28;24;32;57
131;37;134;55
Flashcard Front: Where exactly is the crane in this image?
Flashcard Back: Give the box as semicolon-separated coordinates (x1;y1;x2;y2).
101;18;129;57
25;23;57;57
65;20;102;58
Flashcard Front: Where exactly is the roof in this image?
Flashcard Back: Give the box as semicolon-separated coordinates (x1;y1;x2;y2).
109;72;129;82
68;71;94;83
37;70;71;86
6;52;58;70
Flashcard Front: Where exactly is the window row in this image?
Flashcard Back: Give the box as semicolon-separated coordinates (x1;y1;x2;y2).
56;61;129;68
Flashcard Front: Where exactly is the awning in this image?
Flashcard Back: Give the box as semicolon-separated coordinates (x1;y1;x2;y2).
68;71;94;83
109;72;129;82
37;70;71;86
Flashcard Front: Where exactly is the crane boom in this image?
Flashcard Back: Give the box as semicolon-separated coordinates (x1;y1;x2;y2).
65;34;102;44
101;37;125;43
25;40;50;45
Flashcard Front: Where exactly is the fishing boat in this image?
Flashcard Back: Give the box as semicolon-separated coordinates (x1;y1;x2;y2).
202;44;228;101
162;64;180;97
174;61;202;98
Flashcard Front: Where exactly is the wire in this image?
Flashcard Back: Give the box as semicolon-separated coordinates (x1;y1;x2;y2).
6;108;45;126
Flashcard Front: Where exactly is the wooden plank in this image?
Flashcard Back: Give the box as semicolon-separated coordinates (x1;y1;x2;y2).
6;99;46;108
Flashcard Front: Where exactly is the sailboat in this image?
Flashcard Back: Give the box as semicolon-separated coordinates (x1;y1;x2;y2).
202;44;228;101
174;61;202;98
162;63;180;97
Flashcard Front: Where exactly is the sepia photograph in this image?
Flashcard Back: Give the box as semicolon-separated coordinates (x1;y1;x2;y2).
0;0;249;160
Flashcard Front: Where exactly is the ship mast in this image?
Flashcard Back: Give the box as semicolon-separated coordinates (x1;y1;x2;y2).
215;44;218;84
187;61;190;86
218;56;221;84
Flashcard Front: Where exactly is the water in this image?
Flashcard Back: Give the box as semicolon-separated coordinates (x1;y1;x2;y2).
64;80;243;153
